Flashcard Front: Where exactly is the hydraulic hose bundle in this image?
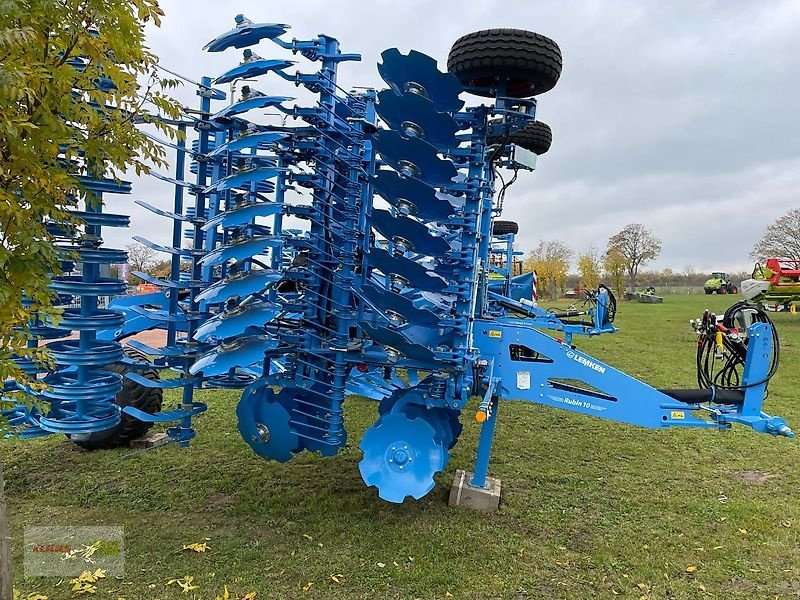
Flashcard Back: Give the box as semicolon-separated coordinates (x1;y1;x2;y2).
692;301;780;394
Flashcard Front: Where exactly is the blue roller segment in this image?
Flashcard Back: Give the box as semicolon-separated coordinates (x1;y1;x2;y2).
378;48;464;113
371;170;457;221
370;209;451;257
202;201;283;231
197;269;283;304
215;59;295;85
203;167;281;195
359;412;447;503
189;336;281;376
376;89;459;148
204;16;290;52
199;236;282;268
193;301;282;342
373;129;458;186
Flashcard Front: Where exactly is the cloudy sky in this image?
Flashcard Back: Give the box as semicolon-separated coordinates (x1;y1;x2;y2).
113;0;800;274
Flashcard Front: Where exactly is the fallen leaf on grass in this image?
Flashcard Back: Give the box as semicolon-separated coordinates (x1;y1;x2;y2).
183;542;211;553
167;576;199;593
214;585;230;600
69;570;107;597
28;595;48;600
738;528;748;534
377;562;386;568
686;566;697;574
303;582;313;592
330;574;343;584
240;594;257;600
302;534;313;541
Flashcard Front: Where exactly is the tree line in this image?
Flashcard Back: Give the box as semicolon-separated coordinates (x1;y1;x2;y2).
523;207;800;299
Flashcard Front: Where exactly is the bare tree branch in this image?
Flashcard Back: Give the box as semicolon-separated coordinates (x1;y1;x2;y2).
750;208;800;262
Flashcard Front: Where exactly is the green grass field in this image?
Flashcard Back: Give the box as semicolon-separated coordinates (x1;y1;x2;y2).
4;295;800;599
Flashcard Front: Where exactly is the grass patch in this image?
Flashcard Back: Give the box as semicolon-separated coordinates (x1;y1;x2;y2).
4;295;800;599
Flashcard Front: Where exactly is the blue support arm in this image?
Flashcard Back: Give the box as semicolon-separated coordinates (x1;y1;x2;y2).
474;319;793;437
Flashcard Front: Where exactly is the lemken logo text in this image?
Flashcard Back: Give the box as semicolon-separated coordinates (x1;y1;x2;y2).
565;349;606;374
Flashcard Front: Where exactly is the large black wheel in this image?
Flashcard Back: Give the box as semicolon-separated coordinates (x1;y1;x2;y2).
487;120;552;155
492;220;519;235
447;29;562;98
70;346;163;450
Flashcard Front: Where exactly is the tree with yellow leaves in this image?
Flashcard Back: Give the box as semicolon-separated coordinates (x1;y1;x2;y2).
576;247;602;290
0;1;179;594
603;248;627;297
524;240;573;300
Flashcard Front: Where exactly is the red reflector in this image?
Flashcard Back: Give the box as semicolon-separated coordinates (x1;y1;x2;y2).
356;363;368;373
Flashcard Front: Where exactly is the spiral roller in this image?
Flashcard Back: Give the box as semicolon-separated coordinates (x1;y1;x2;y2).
35;182;131;434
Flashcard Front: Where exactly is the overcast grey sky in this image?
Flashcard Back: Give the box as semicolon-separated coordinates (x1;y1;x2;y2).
112;0;800;274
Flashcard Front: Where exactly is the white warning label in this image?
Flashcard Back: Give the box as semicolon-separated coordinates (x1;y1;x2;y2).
516;371;531;390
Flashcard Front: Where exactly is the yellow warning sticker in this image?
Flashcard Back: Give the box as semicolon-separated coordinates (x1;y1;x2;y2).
671;411;685;420
488;330;502;339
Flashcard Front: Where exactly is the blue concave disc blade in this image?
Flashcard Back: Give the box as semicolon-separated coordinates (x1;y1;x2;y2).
376;89;460;148
358;412;446;503
203;202;283;231
215;59;295;84
204;22;290;52
194;301;282;342
189;335;280;376
199;236;281;268
359;282;440;327
196;269;282;304
360;322;436;364
204;167;280;195
208;131;289;157
372;129;457;186
236;382;300;462
378;48;464;113
370;209;451;257
371;170;457;221
367;247;448;292
212;96;293;120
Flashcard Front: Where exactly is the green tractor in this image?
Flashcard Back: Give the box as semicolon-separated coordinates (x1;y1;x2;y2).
704;272;738;295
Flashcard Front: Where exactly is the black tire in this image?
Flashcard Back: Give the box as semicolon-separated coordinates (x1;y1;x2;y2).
730;285;738;294
70;346;163;450
447;29;562;98
487;120;552;155
492;220;519;235
704;289;713;295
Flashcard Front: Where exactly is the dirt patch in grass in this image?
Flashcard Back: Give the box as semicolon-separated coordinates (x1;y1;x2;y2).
731;469;776;485
204;491;236;510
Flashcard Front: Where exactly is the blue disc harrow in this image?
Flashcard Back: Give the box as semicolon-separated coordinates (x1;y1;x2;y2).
4;16;794;506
